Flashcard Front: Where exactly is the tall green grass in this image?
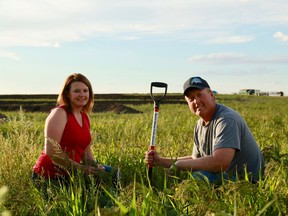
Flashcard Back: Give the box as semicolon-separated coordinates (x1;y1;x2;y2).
0;95;288;215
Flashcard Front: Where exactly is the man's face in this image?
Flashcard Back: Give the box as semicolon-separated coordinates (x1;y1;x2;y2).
185;88;216;120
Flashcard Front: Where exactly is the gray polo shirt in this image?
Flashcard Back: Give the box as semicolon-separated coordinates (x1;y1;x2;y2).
192;104;264;181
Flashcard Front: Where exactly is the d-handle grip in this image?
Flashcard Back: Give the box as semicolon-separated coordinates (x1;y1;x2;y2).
150;82;168;102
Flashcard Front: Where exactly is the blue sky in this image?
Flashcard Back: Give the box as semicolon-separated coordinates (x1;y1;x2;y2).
0;0;287;95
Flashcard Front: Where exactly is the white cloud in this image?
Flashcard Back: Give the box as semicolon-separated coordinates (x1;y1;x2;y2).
188;53;288;64
0;50;20;60
120;36;141;41
42;42;60;48
188;53;247;64
0;0;288;48
206;35;255;44
274;32;288;42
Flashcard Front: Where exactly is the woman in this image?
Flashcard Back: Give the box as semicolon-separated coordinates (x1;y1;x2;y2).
32;73;118;196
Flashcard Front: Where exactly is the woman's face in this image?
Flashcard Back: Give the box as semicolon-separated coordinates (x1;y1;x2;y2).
68;81;90;109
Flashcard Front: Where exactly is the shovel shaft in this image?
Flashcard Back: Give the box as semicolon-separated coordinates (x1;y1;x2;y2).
149;106;159;148
148;82;167;181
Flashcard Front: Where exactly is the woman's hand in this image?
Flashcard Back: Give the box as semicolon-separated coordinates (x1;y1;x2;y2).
80;164;105;175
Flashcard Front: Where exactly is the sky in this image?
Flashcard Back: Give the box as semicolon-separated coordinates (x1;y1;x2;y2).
0;0;287;95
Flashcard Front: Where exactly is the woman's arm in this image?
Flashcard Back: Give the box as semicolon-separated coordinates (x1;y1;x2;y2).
82;145;105;170
44;108;98;174
44;108;69;166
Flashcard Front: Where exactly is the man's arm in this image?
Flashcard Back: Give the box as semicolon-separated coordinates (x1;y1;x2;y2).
145;150;194;168
173;148;235;172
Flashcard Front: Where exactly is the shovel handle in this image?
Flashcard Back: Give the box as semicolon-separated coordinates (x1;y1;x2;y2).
148;82;167;181
150;82;168;104
148;146;154;180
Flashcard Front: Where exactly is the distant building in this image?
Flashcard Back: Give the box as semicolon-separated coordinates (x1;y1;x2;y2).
239;89;260;95
267;91;284;96
239;89;284;96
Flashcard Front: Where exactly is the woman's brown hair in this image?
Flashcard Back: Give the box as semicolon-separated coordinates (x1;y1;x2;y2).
57;73;94;113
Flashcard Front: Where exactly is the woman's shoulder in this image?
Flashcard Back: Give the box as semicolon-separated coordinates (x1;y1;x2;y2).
52;104;66;111
45;106;68;132
50;105;67;114
47;105;68;120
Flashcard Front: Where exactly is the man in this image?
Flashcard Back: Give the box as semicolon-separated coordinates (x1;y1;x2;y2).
145;76;264;183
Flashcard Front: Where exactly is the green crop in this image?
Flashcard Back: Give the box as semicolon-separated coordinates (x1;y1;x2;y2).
0;95;287;215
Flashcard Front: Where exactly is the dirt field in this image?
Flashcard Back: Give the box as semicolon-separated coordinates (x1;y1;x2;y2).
0;93;184;114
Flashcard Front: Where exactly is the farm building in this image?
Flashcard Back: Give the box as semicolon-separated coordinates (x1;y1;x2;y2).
260;91;284;96
239;89;284;96
239;89;260;95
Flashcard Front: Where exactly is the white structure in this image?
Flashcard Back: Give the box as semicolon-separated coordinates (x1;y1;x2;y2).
239;89;284;96
239;89;260;95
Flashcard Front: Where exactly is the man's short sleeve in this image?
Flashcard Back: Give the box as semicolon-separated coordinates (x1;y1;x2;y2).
213;117;242;151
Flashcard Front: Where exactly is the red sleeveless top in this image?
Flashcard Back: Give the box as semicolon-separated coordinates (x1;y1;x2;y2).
33;106;92;178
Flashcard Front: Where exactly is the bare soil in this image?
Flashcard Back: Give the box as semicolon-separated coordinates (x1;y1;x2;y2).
0;113;7;120
0;93;184;114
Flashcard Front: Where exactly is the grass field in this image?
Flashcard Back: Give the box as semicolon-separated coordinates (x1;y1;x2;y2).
0;94;288;215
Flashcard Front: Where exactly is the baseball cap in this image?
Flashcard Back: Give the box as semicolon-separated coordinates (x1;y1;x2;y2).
183;76;210;96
